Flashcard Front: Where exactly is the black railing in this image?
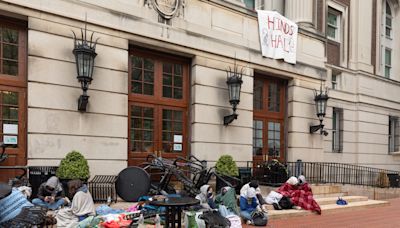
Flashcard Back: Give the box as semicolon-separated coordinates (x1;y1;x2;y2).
247;161;400;188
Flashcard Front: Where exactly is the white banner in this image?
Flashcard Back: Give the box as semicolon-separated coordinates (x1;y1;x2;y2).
257;10;298;64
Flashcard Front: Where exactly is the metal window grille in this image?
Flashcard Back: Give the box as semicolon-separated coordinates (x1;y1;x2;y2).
332;108;343;152
389;116;399;153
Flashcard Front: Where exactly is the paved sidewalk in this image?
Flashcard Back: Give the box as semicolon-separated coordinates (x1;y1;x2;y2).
244;198;400;228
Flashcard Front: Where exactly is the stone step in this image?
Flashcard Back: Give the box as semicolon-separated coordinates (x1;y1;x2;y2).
310;184;343;195
314;192;348;198
264;195;366;210
269;199;389;219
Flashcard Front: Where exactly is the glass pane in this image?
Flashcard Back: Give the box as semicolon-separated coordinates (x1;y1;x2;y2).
253;80;263;110
132;141;142;152
3;60;18;76
132;69;142;80
3;44;18;60
327;13;337;26
163;86;172;98
162;120;172;131
385;66;391;78
174;122;183;131
143;142;153;152
144;58;154;71
268;122;274;130
275;132;280;139
163;110;173;120
163;132;172;141
163;143;173;152
131;106;141;117
163;63;172;74
275;122;280;129
327;26;336;39
386;2;392;15
254;147;263;156
256;129;262;138
143;83;154;95
143;130;152;141
385;49;391;65
243;0;255;9
255;120;263;129
132;56;142;68
174;64;182;75
2;107;18;120
143;119;153;129
174;111;183;121
174;76;182;87
173;88;182;99
386;17;392;27
255;139;263;147
143;108;153;117
2;91;18;105
163;74;172;86
144;71;154;82
386;27;391;37
132;82;142;94
3;28;18;44
268;83;280;112
133;118;142;128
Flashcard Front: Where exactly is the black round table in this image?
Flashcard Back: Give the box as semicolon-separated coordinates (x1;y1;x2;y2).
150;196;200;228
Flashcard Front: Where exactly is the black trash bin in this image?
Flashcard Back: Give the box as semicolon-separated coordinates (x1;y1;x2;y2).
28;166;58;198
235;167;252;194
387;173;400;188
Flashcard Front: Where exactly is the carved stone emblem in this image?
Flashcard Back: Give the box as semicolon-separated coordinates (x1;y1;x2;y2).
145;0;184;19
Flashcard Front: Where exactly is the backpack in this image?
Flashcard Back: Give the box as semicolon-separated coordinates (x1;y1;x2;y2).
199;210;230;228
279;196;294;209
251;211;268;226
336;197;348;205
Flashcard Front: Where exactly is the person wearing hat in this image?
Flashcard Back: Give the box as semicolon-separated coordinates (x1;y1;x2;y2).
239;187;260;224
32;176;66;210
0;183;33;223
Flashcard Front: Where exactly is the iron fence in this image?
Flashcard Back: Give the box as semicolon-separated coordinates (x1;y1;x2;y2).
247;161;400;187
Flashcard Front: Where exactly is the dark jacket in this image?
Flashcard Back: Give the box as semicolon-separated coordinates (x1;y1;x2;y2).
37;183;65;201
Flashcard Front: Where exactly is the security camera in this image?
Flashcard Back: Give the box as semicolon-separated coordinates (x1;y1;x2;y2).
322;130;329;136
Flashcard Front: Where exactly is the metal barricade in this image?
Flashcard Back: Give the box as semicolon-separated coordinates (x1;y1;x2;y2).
89;175;118;203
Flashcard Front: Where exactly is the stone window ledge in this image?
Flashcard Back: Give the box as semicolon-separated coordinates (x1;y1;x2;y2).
390;151;400;155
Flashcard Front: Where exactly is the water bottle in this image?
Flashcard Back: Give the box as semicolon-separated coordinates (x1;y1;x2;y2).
107;196;112;206
138;214;145;228
155;214;161;228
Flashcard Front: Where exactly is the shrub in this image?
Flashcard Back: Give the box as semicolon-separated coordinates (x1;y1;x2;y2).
215;155;239;177
56;151;90;180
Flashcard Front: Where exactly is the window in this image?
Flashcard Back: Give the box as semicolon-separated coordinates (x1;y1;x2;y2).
389;116;399;153
327;7;341;42
128;49;189;166
244;0;255;9
385;2;393;38
385;48;391;78
332;108;343;152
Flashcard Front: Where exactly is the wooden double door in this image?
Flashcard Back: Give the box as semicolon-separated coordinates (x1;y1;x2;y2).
253;75;286;165
128;49;189;166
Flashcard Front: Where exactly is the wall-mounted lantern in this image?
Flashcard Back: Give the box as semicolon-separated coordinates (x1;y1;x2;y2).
310;85;329;136
224;64;243;126
72;23;98;112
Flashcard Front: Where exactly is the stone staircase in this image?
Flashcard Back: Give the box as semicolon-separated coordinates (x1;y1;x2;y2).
261;184;389;219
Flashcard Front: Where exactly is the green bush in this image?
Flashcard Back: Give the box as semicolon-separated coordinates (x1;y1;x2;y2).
215;155;239;177
56;151;90;180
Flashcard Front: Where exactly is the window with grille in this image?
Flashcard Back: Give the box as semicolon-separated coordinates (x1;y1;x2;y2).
332;108;343;152
385;1;393;38
389;116;399;153
385;48;391;78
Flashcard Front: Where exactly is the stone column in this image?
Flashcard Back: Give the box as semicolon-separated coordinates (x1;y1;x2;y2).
285;0;314;26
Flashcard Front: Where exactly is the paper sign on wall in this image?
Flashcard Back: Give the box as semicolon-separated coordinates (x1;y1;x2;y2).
174;144;182;151
257;10;298;64
174;135;183;143
3;124;18;135
4;135;17;145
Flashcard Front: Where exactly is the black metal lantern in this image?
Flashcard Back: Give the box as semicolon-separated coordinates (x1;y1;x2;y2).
224;64;243;125
72;23;98;112
310;85;329;135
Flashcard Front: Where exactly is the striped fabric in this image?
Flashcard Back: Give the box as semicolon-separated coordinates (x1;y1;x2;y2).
0;189;33;223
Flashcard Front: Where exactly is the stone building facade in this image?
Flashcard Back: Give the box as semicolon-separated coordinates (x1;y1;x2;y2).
0;0;399;179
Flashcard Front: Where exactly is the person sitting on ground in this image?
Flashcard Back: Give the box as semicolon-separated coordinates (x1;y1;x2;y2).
240;187;261;225
195;184;216;210
215;186;239;217
240;180;267;205
56;179;95;227
0;183;33;224
32;176;66;210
